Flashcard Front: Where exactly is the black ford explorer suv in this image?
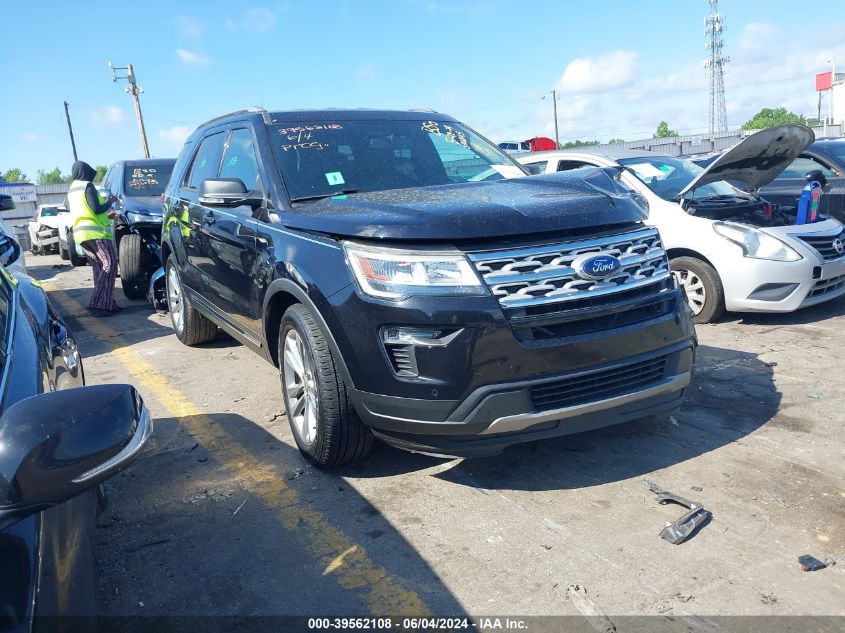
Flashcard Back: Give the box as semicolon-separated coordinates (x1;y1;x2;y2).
161;108;696;467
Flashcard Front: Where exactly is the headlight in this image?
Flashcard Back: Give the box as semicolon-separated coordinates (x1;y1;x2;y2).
126;212;163;223
343;242;486;300
712;222;801;262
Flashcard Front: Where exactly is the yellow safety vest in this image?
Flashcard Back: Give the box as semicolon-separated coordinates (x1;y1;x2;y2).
67;180;113;244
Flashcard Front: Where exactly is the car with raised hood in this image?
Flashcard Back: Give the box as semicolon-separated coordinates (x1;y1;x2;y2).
99;158;176;299
0;244;153;631
27;204;68;255
160;108;695;467
518;125;845;323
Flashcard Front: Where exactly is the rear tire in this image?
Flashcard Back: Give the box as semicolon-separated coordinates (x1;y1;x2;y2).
67;231;87;266
166;260;217;346
279;304;373;467
670;256;725;324
119;233;148;300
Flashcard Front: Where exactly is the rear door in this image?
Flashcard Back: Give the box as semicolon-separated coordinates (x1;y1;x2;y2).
177;130;227;291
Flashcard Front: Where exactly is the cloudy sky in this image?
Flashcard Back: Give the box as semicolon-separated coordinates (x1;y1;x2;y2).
2;0;843;180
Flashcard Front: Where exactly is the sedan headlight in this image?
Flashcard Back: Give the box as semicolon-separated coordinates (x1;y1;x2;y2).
712;222;801;262
126;212;163;223
344;242;486;299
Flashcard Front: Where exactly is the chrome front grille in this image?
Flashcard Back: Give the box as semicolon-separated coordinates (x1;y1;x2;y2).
797;228;845;261
468;228;670;310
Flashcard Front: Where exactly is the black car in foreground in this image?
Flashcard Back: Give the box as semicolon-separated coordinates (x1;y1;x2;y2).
161;108;696;467
100;158;176;299
0;232;153;632
758;137;845;222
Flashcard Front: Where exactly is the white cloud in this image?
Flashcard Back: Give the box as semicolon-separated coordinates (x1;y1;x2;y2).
556;50;639;93
354;63;376;79
228;7;276;31
176;48;210;66
89;106;125;127
158;126;194;151
175;15;204;39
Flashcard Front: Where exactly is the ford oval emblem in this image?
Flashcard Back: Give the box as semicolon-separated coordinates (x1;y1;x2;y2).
572;253;622;281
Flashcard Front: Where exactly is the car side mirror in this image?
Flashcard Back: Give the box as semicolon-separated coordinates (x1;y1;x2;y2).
805;169;828;188
0;384;152;530
199;178;264;210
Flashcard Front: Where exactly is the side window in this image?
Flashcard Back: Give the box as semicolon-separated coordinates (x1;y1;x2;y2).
101;166;114;192
220;128;263;192
777;155;835;180
186;132;227;189
520;142;531;151
523;161;548;175
557;160;592;172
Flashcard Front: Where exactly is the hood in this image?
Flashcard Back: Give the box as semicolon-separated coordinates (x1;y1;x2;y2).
71;161;96;182
122;196;163;215
282;169;647;241
678;124;814;198
38;214;65;229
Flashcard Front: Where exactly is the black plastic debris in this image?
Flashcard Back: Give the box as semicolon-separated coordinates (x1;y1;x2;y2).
798;555;827;572
643;479;711;544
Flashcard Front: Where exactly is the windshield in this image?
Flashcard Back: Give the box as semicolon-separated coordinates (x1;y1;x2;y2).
823;143;845;166
40;207;65;217
270;119;524;201
124;163;175;197
617;156;749;200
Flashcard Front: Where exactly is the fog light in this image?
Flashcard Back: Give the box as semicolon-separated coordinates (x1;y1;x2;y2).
381;327;463;377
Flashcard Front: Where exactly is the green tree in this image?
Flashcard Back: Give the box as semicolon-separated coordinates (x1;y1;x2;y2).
607;138;626;144
2;168;28;183
94;165;107;183
560;139;599;149
36;167;72;185
654;121;678;138
741;107;806;130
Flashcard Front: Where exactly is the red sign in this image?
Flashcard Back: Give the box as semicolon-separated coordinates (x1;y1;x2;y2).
816;71;832;91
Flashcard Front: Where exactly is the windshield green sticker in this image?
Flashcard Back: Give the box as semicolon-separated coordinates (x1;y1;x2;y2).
325;172;345;186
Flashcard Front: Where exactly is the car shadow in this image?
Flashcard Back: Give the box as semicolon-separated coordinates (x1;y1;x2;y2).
95;413;466;621
343;344;781;491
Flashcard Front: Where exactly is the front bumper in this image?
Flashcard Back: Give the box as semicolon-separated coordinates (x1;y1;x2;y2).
719;220;845;312
349;342;694;458
35;227;59;246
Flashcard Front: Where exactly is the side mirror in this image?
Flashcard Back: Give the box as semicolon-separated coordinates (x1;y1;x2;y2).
0;384;152;530
805;169;828;188
0;234;21;268
199;178;263;210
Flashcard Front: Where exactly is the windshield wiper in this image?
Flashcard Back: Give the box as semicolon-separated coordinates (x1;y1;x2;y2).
290;188;361;203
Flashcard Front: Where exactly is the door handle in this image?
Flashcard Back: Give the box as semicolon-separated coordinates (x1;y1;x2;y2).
202;211;216;225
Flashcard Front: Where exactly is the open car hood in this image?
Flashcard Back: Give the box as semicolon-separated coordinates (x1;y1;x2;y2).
677;124;815;198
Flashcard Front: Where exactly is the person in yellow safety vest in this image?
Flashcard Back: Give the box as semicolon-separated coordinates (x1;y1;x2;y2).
67;161;120;316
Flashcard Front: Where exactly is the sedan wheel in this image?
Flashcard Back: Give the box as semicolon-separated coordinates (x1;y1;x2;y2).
167;265;184;336
673;269;706;316
282;329;318;446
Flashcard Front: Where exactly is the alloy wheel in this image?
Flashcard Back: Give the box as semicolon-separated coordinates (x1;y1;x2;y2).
167;266;184;335
282;329;318;446
673;269;706;316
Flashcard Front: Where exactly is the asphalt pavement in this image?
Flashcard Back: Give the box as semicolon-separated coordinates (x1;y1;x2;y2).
25;253;845;624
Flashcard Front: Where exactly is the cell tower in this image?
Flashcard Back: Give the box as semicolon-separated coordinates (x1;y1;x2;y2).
704;0;729;133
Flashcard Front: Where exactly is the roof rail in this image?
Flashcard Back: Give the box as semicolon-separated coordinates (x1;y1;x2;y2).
203;106;271;127
408;107;438;113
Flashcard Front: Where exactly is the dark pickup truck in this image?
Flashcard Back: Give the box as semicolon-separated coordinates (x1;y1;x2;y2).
160;108;696;466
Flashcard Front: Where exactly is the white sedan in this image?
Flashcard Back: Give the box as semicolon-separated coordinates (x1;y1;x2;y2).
517;125;845;323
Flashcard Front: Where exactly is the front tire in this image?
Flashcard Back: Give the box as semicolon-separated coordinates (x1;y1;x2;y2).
119;233;148;300
670;256;725;324
67;231;87;266
59;241;70;261
166;260;217;345
279;304;373;467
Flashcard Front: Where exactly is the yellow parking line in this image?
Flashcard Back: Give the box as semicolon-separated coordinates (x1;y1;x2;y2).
45;283;430;616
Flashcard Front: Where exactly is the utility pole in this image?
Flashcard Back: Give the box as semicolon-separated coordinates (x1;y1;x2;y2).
552;89;560;149
109;61;150;158
63;101;78;162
